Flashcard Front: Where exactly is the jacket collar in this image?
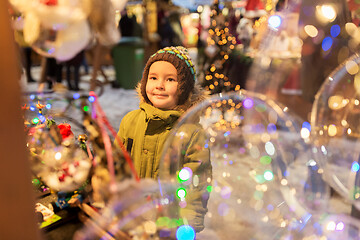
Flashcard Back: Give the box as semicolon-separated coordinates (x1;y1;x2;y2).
140;102;182;122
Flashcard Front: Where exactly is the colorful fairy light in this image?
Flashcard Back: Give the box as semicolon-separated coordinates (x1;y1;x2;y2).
268;15;282;29
176;225;195;240
178;167;192;182
264;170;274;181
176;187;187;199
73;93;80;99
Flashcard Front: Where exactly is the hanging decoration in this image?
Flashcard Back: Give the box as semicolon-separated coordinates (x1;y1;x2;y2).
244;0;267;19
9;0;121;61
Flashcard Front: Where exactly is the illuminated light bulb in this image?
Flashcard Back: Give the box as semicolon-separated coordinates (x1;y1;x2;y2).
268;15;282;29
351;162;359;172
32;118;39;124
265;141;275;156
345;22;359;37
326;221;336;231
178;167;192;182
55;152;62;160
328;95;345;110
328;124;337;136
322;37;333;51
318;5;336;22
346;60;359;75
300;128;310;139
336;222;344;231
260;156;272;165
264;170;274;181
176;225;195;240
281;179;288;186
73;93;80;99
304;25;318;38
243;98;254;109
88;96;96;103
176;188;187;199
341;120;348;127
83;106;90;112
330;24;341;37
307;159;317;167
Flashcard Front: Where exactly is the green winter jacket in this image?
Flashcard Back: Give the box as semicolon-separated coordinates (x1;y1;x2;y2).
117;102;182;178
116;101;212;232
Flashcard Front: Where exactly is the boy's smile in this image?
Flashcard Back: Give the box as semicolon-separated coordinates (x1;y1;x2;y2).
146;61;179;110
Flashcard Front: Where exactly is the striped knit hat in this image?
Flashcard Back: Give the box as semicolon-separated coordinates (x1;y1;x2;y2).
140;46;196;106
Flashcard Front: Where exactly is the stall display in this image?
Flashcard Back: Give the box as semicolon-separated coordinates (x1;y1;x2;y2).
9;0;360;239
22;90;136;236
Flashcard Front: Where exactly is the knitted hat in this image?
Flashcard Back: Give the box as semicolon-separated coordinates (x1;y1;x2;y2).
140;46;196;106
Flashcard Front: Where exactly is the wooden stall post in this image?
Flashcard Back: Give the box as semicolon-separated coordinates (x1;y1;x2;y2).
0;1;42;239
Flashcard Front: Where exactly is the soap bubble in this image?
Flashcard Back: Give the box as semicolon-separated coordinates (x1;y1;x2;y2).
158;90;329;239
27;125;91;192
311;53;360;210
23;92;95;192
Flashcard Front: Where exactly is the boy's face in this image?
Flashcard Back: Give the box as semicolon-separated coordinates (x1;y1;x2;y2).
146;61;178;110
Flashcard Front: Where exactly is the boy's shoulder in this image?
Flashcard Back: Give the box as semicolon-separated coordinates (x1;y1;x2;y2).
122;108;144;121
120;109;145;129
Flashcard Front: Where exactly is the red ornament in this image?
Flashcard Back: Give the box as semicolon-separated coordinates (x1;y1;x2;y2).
40;0;58;6
58;173;65;182
58;123;74;140
244;0;266;18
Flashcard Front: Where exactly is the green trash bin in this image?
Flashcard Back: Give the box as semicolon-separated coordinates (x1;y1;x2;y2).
112;37;145;89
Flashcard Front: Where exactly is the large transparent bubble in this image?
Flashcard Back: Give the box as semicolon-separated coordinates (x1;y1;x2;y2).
311;53;360;210
158;90;329;239
74;91;331;239
23;91;96;192
27;125;91;192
